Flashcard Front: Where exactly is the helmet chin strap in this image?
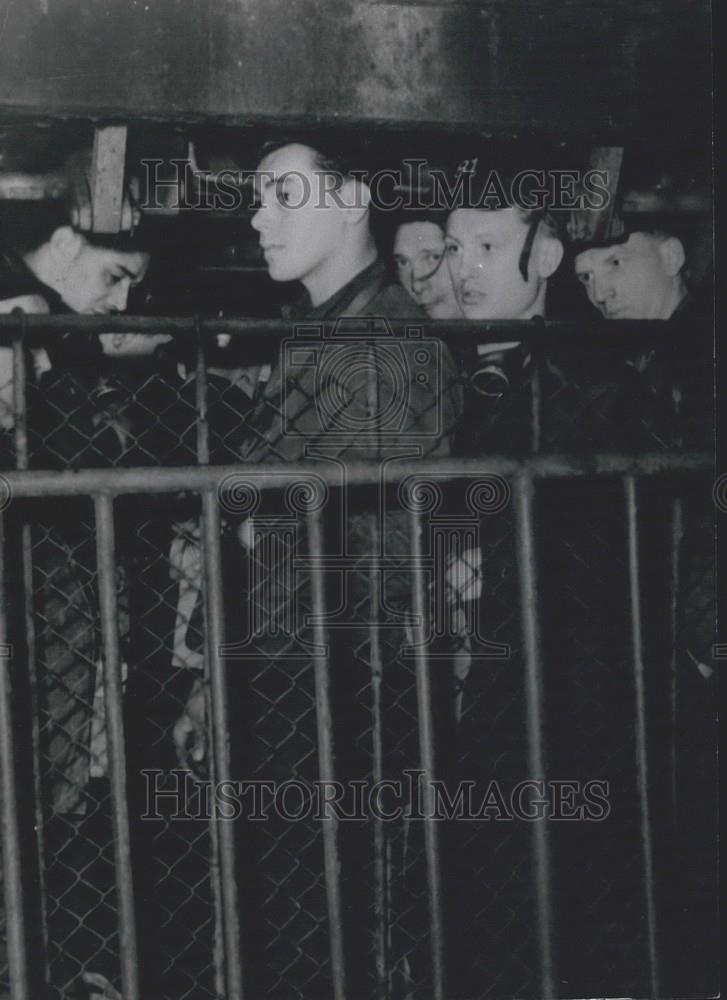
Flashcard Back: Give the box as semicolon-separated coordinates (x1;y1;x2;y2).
518;214;542;282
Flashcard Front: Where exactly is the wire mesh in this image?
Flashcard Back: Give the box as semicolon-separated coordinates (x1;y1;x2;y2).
0;322;718;1000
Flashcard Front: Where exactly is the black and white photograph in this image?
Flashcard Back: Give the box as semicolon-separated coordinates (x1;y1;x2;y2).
0;2;718;998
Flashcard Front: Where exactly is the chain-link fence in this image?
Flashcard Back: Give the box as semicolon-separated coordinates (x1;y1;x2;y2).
1;314;718;1000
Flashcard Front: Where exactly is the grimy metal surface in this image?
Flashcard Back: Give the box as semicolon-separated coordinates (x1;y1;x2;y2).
0;0;710;138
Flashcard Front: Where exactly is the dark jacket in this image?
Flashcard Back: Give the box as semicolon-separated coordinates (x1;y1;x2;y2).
242;258;462;464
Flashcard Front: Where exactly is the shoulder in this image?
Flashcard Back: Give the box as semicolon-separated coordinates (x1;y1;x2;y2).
365;282;424;320
0;293;50;315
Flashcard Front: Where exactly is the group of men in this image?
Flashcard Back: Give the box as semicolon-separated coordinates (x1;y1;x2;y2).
1;137;716;1000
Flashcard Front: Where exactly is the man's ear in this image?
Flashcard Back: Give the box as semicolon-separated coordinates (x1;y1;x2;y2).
534;234;564;280
658;236;686;277
48;226;84;267
340;177;371;227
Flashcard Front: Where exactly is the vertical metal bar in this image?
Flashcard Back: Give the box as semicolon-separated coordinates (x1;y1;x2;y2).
200;488;244;1000
668;496;683;818
306;505;347;1000
11;316;29;467
530;358;542;454
513;473;556;1000
408;507;445;1000
624;475;661;998
194;318;227;999
0;512;31;1000
94;493;140;1000
367;513;388;1000
195;316;211;466
12;319;51;986
364;347;388;995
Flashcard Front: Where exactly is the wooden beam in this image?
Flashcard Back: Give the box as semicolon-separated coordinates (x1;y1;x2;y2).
90;125;128;233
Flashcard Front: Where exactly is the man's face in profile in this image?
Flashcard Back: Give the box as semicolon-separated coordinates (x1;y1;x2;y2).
251;143;348;287
60;237;149;315
393;221;460;318
574;232;682;319
445;208;544;320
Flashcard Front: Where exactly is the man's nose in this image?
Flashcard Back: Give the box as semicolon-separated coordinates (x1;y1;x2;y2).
593;274;614;305
107;279;130;313
457;249;482;281
412;257;437;287
411;263;431;291
251;199;273;233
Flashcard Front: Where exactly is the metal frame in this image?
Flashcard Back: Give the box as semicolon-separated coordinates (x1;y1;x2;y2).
0;311;713;1000
1;452;709;1000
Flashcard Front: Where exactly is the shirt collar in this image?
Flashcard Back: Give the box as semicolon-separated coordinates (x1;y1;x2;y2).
282;258;385;321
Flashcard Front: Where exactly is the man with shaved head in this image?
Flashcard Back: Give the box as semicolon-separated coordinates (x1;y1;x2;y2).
575;222;716;994
574;230;687;319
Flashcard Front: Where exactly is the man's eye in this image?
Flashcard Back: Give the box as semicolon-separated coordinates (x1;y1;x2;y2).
577;272;591;285
445;243;459;256
610;257;621;268
424;252;442;265
274;179;296;206
481;242;494;253
393;257;407;269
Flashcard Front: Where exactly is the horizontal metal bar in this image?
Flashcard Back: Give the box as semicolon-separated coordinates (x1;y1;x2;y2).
2;451;711;498
0;103;708;147
0;313;681;342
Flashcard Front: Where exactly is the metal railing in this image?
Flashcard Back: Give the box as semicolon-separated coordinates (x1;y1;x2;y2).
0;313;716;1000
